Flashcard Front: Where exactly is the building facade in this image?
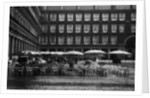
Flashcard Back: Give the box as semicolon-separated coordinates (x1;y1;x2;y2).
39;5;136;59
9;5;136;59
9;7;41;57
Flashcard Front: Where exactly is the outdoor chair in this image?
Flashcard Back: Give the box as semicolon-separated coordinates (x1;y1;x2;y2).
26;66;33;76
32;67;40;76
51;66;59;75
85;69;96;76
116;69;128;77
40;67;47;75
96;69;107;77
14;67;24;76
8;65;15;76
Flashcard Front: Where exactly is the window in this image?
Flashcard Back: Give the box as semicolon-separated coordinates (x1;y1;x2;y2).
67;14;74;21
95;6;111;10
76;13;82;21
75;24;82;33
111;13;118;21
93;24;99;33
58;14;65;21
67;24;73;33
15;10;20;21
93;36;99;45
49;36;56;45
58;36;65;45
84;24;90;33
59;25;64;33
132;5;136;9
93;13;100;21
75;36;81;45
67;36;73;45
102;13;109;21
15;11;29;30
63;6;76;10
78;6;94;10
119;13;126;21
84;13;91;21
50;14;57;21
30;27;37;36
50;25;56;33
16;10;21;19
131;13;136;21
102;36;108;45
42;14;48;21
115;5;130;10
42;7;47;10
84;36;90;45
111;36;117;45
131;24;135;33
24;20;30;31
40;36;47;45
111;24;117;33
10;8;15;17
119;24;125;33
47;6;61;10
41;25;48;33
102;24;108;33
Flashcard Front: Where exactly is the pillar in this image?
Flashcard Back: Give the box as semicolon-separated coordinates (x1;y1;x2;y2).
11;37;15;55
108;48;111;59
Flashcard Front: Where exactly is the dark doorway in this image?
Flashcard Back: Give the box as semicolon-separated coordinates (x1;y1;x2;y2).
125;36;135;60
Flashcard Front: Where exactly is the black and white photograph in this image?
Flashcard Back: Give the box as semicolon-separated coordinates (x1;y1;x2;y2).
7;5;136;91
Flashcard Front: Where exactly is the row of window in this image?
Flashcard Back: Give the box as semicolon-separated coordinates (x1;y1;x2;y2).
39;36;117;45
42;5;135;11
42;13;136;22
10;8;38;36
42;24;135;33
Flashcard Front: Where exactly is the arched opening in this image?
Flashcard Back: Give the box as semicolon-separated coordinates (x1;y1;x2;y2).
125;36;135;60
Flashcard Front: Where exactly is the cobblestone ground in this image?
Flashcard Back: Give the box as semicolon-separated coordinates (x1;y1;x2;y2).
7;75;134;91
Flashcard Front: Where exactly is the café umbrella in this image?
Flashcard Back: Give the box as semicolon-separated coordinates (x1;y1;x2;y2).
40;51;51;55
65;50;84;56
84;49;106;54
84;49;106;60
50;51;65;55
108;50;132;64
29;51;41;55
108;50;131;55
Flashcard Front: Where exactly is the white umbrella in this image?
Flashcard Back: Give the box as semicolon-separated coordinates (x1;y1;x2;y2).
84;49;106;54
50;51;65;55
30;51;41;55
108;50;131;55
40;51;50;55
108;50;132;64
65;50;83;55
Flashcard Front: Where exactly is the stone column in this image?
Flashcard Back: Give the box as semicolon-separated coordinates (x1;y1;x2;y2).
22;41;24;51
108;48;111;59
15;38;18;52
11;37;15;54
9;36;11;56
18;39;20;52
14;38;17;53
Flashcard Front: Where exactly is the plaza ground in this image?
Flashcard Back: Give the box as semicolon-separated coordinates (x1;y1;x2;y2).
7;75;134;90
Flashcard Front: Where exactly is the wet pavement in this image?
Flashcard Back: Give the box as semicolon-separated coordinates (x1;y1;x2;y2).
7;75;134;91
